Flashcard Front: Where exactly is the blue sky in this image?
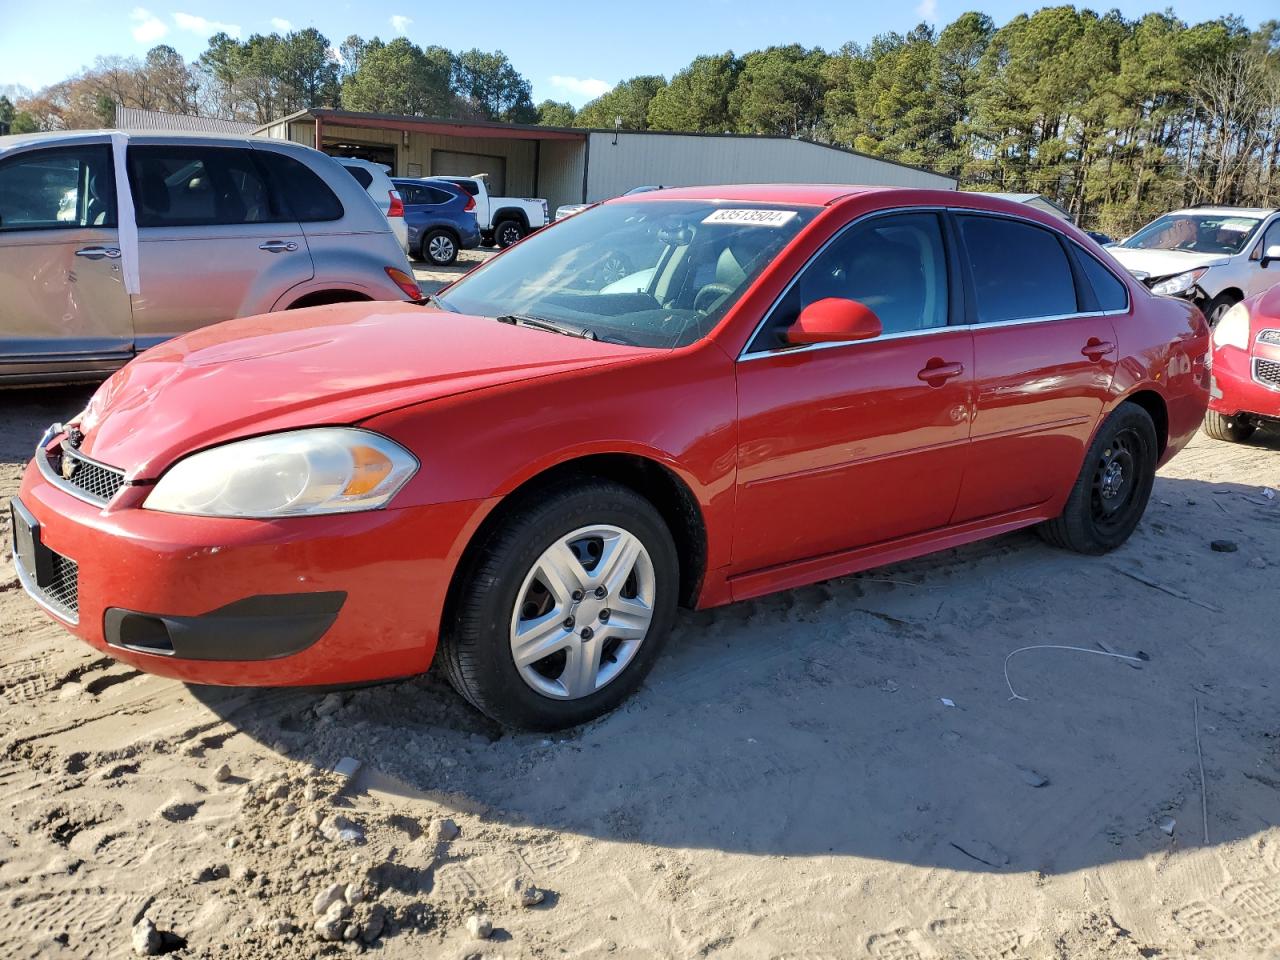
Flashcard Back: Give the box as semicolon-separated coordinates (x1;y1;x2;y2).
1;0;1273;106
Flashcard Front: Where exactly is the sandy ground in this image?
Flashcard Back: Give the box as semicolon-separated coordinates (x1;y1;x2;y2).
2;378;1279;958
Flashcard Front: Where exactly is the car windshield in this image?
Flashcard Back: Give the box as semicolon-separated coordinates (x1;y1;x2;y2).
436;200;816;348
1120;213;1262;256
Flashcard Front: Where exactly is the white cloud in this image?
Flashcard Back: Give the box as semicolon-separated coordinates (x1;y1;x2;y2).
389;14;412;35
915;0;938;19
550;75;612;100
270;17;292;32
173;12;242;39
130;7;169;44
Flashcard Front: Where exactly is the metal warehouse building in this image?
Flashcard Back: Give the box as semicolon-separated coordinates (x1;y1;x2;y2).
257;108;954;213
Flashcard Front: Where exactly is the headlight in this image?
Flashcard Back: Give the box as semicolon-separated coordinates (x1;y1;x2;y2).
1150;269;1207;297
1211;302;1251;351
145;428;418;518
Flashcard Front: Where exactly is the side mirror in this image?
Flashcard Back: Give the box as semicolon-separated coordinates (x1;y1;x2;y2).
1261;244;1280;268
786;298;882;346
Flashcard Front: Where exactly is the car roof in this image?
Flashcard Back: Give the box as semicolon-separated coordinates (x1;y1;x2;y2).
618;184;889;206
1168;206;1275;218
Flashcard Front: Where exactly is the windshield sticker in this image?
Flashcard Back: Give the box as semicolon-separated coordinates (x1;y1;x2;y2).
702;209;798;227
1218;217;1257;233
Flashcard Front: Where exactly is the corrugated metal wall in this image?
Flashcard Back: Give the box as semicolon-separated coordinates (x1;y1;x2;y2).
538;140;587;212
278;121;539;195
584;132;954;200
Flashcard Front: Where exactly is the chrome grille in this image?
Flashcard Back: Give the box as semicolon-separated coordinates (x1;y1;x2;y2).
1254;358;1280;389
45;445;126;504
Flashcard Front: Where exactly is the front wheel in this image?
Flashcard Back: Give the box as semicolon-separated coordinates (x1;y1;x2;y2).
1203;409;1256;443
440;480;679;729
1037;403;1158;555
422;229;459;266
1201;292;1240;326
495;219;525;248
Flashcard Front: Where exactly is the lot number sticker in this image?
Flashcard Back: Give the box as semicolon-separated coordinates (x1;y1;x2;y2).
702;209;798;227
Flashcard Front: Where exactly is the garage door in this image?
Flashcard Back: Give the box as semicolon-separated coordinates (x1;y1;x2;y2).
431;150;506;196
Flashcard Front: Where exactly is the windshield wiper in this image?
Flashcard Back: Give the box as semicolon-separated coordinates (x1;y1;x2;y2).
496;314;599;341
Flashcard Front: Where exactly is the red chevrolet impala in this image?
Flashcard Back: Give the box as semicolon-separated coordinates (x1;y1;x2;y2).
12;186;1209;728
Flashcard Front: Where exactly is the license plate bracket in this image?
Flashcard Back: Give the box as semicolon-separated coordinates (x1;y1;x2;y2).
11;498;54;588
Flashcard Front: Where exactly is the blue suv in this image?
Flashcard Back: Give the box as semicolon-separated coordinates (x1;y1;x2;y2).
392;178;481;266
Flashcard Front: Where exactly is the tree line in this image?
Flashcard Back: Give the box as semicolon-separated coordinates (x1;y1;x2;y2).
3;8;1278;234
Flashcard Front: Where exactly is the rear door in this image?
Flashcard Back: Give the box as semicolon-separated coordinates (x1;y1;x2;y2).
0;141;133;377
733;210;974;575
950;213;1121;521
127;142;313;348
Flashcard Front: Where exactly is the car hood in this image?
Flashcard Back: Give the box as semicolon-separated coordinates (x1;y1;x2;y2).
75;302;648;480
1108;247;1230;280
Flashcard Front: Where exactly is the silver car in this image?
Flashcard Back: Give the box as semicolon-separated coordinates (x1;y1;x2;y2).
0;131;419;385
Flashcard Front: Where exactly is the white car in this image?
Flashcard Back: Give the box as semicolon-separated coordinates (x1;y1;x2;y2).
1109;206;1280;323
556;186;667;223
427;175;547;247
337;158;409;253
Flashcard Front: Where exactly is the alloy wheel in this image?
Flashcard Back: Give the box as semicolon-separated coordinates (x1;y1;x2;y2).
509;524;655;700
428;235;456;264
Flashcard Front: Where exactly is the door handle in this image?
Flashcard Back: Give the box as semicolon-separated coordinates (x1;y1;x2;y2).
258;240;299;253
1081;339;1116;361
75;246;121;260
917;360;965;385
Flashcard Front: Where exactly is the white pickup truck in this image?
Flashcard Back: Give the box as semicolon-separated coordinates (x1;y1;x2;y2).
427;175;548;248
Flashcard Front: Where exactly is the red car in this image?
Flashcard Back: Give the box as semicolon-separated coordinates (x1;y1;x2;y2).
1203;285;1280;442
12;186;1209;729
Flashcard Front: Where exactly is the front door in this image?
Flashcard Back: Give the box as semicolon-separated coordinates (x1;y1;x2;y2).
126;143;313;348
1246;217;1280;298
0;142;133;377
733;211;973;574
950;213;1118;521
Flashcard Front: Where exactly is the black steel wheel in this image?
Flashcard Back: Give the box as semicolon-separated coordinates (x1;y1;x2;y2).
1038;403;1158;554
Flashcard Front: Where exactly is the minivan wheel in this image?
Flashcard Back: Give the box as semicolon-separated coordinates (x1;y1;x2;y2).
422;229;459;266
1202;409;1256;444
440;480;679;730
1037;403;1158;555
1202;292;1239;326
495;219;525;248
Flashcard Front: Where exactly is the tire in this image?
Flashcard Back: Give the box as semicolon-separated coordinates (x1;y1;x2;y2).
421;228;459;266
495;219;525;248
1037;403;1158;555
596;251;633;287
1203;409;1256;443
440;479;679;730
1202;291;1240;326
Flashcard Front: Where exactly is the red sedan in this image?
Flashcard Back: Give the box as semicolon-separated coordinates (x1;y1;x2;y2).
1203;284;1280;443
12;186;1209;729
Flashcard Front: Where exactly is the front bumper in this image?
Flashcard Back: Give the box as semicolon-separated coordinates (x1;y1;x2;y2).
1208;343;1280;419
13;445;492;686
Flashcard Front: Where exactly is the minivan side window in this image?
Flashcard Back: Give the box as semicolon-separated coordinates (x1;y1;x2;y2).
1076;248;1130;312
128;145;289;228
748;211;950;352
958;215;1078;323
256;151;343;222
0;145;116;232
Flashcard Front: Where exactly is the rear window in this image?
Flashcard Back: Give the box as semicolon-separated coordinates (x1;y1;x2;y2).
257;152;343;222
128;145;289;227
343;165;374;190
959;215;1078;322
1076;249;1129;312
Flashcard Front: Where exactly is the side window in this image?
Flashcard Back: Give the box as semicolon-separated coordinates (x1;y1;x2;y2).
1076;249;1129;312
256;151;343;222
448;179;479;197
749;212;950;352
395;184;422;204
128;145;288;227
1257;219;1280;259
0;145;116;232
343;165;374;190
958;215;1078;322
425;187;454;205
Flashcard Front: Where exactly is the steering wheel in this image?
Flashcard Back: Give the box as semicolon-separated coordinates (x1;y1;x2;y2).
694;283;735;314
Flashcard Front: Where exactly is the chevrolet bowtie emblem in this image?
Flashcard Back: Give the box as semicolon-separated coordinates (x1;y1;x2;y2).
61;455;77;481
